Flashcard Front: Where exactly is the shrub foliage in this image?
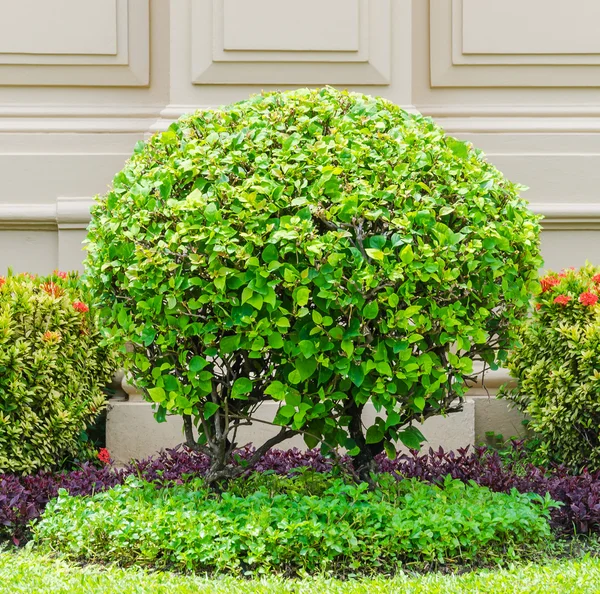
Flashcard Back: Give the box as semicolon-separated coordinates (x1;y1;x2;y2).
0;271;118;473
501;264;600;470
85;87;541;479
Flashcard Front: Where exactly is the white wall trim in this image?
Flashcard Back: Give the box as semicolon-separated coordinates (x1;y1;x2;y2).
529;203;600;230
0;105;162;133
418;104;600;133
0;197;94;230
0;198;597;231
2;103;600;135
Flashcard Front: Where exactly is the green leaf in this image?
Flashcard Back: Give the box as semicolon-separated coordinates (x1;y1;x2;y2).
189;356;209;372
288;369;302;384
398;426;425;450
295;357;317;381
447;138;469;159
247;293;264;310
203;402;220;419
298;340;316;358
365;248;384;262
384;441;397;460
363;301;379;320
285;392;302;407
204;202;218;222
400;244;414;265
295;287;310;307
349;365;364;387
264;381;286;399
231;377;252;399
341;340;354;358
261;244;278;263
241;287;253;304
147;387;165;403
220;335;240;353
385;410;401;430
376;361;392;376
279;405;296;419
304;433;320;449
268;332;284;349
141;326;156;347
365;426;384;444
414;396;426;411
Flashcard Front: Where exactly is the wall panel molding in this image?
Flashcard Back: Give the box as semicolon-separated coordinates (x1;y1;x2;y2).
430;0;600;87
191;0;391;85
0;0;149;86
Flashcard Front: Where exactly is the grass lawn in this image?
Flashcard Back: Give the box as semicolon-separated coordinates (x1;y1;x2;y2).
1;549;599;594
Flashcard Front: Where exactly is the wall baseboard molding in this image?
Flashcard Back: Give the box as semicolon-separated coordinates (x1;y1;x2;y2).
0;198;597;231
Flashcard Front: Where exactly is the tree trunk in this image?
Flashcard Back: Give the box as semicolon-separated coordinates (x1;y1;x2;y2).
346;401;384;482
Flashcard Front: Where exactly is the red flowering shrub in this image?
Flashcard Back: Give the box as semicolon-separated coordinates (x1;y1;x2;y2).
41;282;63;298
501;263;600;470
97;448;111;465
579;292;598;307
72;301;89;313
540;276;561;292
553;294;571;306
0;271;119;473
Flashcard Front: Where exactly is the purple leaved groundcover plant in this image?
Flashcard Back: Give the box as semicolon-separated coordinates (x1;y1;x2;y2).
2;443;600;544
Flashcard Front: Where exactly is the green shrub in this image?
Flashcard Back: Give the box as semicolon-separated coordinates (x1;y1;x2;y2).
33;474;556;575
501;263;600;470
0;271;118;473
84;87;542;480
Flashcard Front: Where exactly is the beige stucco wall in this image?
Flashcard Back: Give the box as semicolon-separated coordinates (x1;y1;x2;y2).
1;0;595;457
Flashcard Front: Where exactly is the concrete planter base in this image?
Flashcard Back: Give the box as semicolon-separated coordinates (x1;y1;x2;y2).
106;395;526;465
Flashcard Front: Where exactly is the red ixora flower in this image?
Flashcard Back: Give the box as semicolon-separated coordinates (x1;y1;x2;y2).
540;276;561;292
41;282;63;298
0;276;5;288
593;273;600;284
554;294;572;306
579;292;598;307
72;301;89;313
53;270;68;280
558;267;576;278
535;303;542;311
42;331;61;344
97;448;111;465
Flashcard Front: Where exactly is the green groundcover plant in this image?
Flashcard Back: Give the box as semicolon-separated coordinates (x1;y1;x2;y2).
33;473;557;576
501;263;600;471
85;87;541;481
0;271;118;473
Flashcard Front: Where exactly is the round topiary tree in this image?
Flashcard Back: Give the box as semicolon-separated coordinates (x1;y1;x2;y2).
501;263;600;471
85;88;541;481
0;271;119;473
